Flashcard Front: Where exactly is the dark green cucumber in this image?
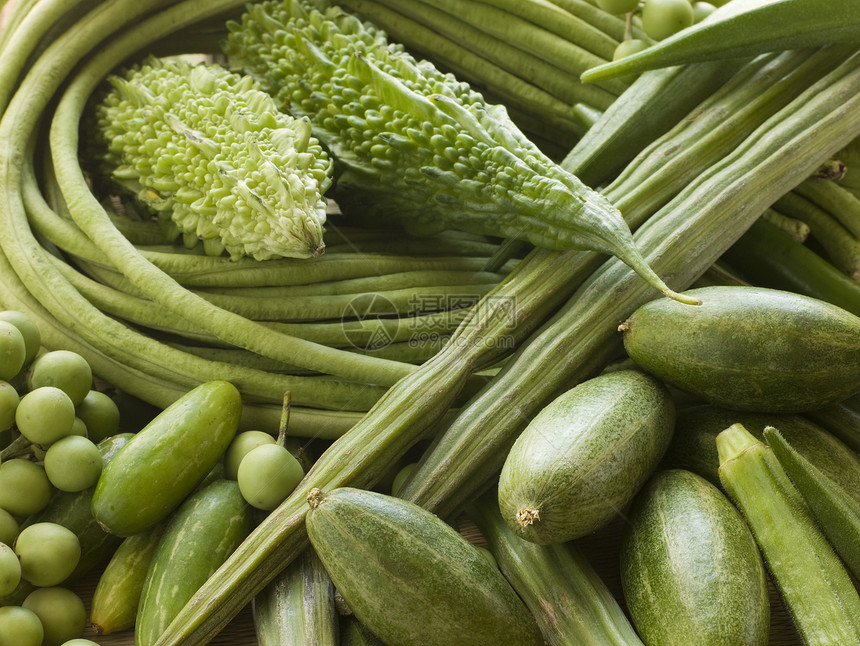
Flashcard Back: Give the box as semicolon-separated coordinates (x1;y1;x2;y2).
665;404;860;503
90;523;165;635
717;424;860;644
621;469;769;646
497;369;675;544
620;285;860;412
135;478;253;646
91;380;242;536
252;546;338;646
305;487;543;646
469;492;643;646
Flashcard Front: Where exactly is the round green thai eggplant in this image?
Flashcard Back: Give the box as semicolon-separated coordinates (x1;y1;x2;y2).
497;369;675;544
621;469;770;646
620;286;860;412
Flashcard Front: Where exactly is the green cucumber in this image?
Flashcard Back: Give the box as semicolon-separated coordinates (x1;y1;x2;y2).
718;423;860;644
91;380;242;536
621;469;769;646
305;487;543;646
135;478;253;646
620;286;860;413
665;404;860;502
497;369;675;544
90;523;165;635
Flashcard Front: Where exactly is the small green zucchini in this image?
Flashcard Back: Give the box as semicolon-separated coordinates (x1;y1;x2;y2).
621;469;769;646
135;478;253;646
252;546;339;646
90;523;165;635
91;380;242;536
765;427;860;581
718;423;860;644
469;493;643;646
581;0;860;82
305;487;543;646
497;369;675;544
665;404;860;502
620;286;860;412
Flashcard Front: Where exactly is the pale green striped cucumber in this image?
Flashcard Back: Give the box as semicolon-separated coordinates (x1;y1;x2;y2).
305;487;543;646
666;404;860;501
497;369;675;544
91;380;242;536
90;523;165;635
718;423;860;645
135;478;253;646
620;286;860;412
621;469;769;646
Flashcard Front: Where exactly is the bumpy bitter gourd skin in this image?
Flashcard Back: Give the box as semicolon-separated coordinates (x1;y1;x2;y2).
91;56;333;261
224;0;694;303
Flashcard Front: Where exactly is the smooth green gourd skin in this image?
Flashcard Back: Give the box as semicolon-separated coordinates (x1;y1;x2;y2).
305;487;543;646
223;0;690;304
497;369;675;544
621;469;770;646
90;381;242;537
135;479;253;646
621;286;860;412
90;56;332;261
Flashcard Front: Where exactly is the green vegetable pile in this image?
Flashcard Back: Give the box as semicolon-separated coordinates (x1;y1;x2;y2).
1;0;860;644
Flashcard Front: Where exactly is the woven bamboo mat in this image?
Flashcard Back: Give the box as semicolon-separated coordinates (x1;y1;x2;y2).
69;514;802;645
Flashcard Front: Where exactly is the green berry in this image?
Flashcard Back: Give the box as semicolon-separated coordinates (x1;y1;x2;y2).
44;436;103;492
0;606;44;646
14;523;81;587
0;321;26;382
22;587;87;646
642;0;694;40
224;430;275;480
0;459;52;517
15;386;76;445
237;443;304;510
